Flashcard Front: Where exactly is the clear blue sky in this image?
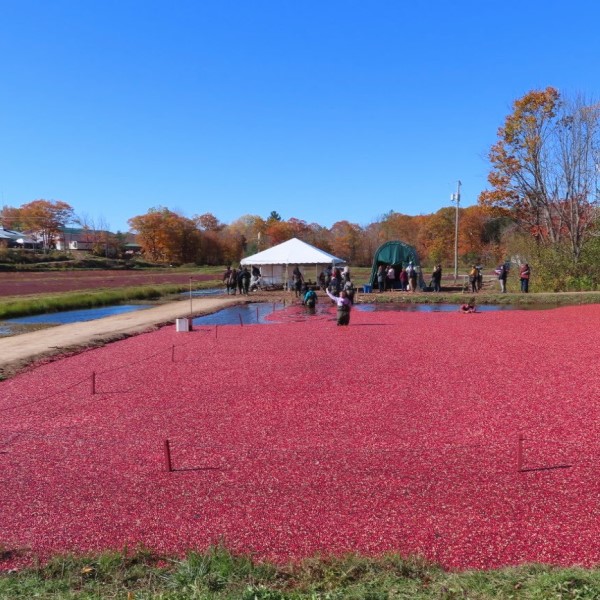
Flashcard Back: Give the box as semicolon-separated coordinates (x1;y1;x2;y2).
1;0;599;233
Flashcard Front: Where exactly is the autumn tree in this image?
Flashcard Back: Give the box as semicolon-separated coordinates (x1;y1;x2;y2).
195;213;223;232
0;205;23;230
457;206;488;263
479;87;600;261
417;208;456;266
330;220;362;263
378;211;419;247
128;207;201;264
227;214;266;256
74;213;114;256
287;217;309;241
265;219;293;246
17;199;75;250
304;223;332;254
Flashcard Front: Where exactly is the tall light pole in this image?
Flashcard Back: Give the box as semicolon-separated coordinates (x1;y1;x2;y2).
450;180;461;281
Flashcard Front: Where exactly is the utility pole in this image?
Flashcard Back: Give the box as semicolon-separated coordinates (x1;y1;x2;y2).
451;180;461;281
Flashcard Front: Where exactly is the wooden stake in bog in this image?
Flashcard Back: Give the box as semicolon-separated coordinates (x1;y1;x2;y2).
517;433;524;472
164;439;173;472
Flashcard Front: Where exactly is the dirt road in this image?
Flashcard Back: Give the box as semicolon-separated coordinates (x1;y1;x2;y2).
0;295;246;379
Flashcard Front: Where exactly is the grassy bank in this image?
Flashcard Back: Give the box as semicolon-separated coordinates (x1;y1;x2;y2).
358;289;600;307
2;546;600;599
0;281;221;321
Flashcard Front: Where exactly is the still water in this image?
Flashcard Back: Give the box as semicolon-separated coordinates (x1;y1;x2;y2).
5;304;151;326
0;299;552;337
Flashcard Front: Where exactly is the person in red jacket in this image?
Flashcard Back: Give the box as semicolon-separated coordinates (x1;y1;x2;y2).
519;263;531;293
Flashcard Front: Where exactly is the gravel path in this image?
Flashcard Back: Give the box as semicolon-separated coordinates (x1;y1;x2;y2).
0;295;246;378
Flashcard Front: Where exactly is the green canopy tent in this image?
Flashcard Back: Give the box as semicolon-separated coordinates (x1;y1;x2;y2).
368;240;425;290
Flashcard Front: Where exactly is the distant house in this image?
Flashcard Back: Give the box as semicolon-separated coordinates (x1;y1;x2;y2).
54;227;110;252
123;242;142;255
0;226;39;249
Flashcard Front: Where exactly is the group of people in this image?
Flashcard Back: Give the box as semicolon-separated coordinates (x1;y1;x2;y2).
495;262;531;293
468;265;484;293
293;264;354;326
223;265;262;295
376;262;419;293
223;258;533;327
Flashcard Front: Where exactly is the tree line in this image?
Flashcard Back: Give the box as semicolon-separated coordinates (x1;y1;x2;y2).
0;199;506;269
2;88;599;291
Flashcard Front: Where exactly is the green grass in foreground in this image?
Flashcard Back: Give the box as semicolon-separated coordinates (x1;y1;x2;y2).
0;280;221;320
2;546;600;599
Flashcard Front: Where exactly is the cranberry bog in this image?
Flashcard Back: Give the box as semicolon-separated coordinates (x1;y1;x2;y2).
1;304;600;571
0;270;217;296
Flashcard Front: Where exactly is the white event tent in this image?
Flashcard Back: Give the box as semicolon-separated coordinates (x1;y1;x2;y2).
240;237;345;287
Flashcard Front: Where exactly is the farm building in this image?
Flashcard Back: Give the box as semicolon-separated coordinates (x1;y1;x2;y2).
0;226;39;249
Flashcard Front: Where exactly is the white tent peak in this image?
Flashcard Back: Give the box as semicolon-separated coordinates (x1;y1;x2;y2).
240;238;345;286
240;238;344;266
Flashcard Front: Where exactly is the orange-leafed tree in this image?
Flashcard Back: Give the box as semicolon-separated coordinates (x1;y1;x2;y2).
479;87;600;261
304;223;332;253
417;208;456;266
287;217;309;241
195;212;224;232
265;219;293;246
128;207;201;264
458;205;488;262
19;199;75;250
330;220;362;263
0;205;23;230
226;214;266;256
378;211;419;248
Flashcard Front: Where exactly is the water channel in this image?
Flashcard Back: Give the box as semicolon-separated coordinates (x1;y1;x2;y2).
0;295;555;337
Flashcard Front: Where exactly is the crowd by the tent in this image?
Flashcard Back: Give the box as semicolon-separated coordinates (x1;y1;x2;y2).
376;262;421;293
222;265;263;295
221;262;356;325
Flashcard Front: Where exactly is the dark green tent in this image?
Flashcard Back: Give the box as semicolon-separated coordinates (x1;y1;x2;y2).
368;240;425;290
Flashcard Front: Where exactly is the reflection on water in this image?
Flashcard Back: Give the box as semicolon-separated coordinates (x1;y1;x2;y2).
192;302;336;326
193;301;552;326
2;304;150;326
193;302;282;325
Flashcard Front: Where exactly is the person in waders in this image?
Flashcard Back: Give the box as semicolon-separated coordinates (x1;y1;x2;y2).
303;287;318;314
326;288;351;326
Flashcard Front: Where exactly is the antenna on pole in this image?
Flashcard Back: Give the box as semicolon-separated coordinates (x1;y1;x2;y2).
451;180;461;281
